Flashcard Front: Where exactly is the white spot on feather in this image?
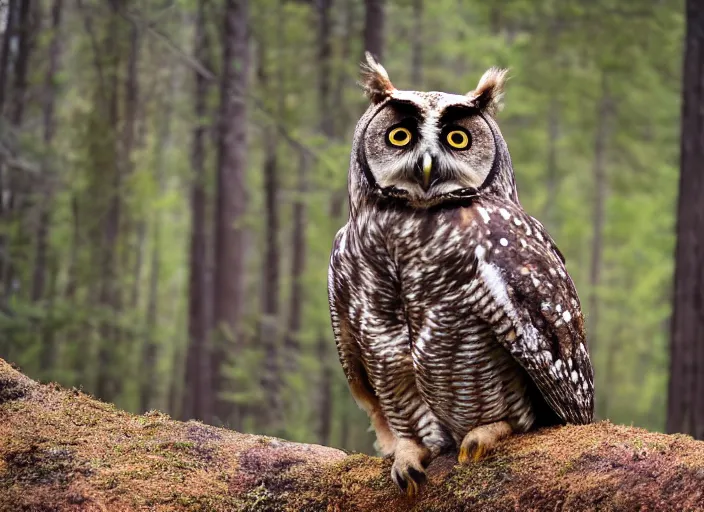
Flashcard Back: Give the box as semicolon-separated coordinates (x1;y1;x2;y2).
500;238;508;247
477;207;493;224
562;310;572;323
513;217;522;226
571;371;579;384
499;208;511;220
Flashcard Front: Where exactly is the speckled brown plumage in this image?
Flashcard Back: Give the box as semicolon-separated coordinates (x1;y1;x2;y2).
329;54;594;494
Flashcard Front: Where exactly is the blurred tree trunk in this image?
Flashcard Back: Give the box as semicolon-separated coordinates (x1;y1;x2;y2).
587;73;612;363
316;0;333;446
141;78;172;413
130;223;146;309
256;29;282;429
213;0;249;423
411;0;422;86
8;0;31;126
96;6;128;402
284;151;308;373
1;0;32;305
282;0;318;376
667;0;704;441
363;0;385;61
542;22;562;231
543;97;559;230
0;0;16;114
0;0;16;271
330;0;355;218
185;0;214;423
35;0;64;373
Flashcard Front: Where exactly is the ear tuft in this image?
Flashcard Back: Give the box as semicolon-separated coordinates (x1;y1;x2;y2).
359;52;395;104
467;67;509;116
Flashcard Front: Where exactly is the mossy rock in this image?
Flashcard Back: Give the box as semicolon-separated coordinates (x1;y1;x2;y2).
1;358;704;511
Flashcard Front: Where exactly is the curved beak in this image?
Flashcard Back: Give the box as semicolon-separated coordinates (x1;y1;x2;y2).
421;152;433;191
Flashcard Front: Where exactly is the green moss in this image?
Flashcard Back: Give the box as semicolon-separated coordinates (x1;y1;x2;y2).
240;484;280;512
558;459;576;476
167;441;196;451
5;359;704;512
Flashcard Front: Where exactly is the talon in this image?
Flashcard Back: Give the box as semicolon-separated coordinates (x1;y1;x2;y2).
473;443;485;461
458;444;470;464
407;467;427;485
458;421;513;465
390;438;430;496
406;479;417;497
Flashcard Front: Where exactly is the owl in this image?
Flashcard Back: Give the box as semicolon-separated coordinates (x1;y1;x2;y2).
328;53;594;495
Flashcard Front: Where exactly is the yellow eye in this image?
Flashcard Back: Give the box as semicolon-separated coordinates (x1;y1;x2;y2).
388;127;412;147
446;129;470;149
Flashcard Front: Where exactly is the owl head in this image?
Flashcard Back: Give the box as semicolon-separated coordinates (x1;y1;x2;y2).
349;53;518;212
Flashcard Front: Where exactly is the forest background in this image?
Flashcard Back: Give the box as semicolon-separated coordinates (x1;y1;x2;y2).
0;0;692;454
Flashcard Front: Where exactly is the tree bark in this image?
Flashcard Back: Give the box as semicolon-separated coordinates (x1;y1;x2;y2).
256;32;283;427
184;0;214;424
141;82;172;414
283;153;308;375
330;0;355;217
3;358;704;511
411;0;422;86
667;0;704;441
8;0;31;126
363;0;385;61
587;74;612;361
543;97;559;230
1;0;32;304
213;0;249;422
317;334;332;446
34;0;64;374
314;0;334;446
96;6;125;403
0;0;15;263
38;256;59;374
31;0;63;304
0;0;16;115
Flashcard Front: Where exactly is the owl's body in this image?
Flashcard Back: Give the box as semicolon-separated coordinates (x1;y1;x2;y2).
328;54;594;494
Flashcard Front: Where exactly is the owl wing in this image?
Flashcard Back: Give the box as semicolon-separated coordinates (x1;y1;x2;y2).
466;202;594;425
327;226;380;415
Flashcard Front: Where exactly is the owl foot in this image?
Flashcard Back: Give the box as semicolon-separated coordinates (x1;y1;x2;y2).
371;409;397;455
390;438;430;497
458;421;513;464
